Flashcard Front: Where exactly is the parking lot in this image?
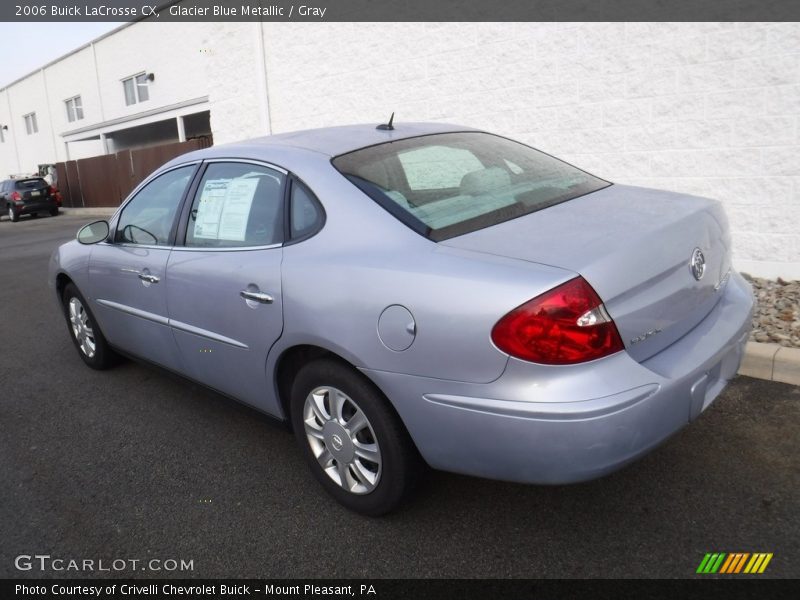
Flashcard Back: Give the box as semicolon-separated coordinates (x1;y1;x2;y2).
1;213;798;578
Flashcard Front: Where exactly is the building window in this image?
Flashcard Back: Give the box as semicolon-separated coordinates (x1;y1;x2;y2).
65;96;84;122
123;73;150;106
23;112;38;135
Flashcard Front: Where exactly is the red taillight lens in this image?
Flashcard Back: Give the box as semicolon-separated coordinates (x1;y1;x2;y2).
491;276;624;365
10;191;21;202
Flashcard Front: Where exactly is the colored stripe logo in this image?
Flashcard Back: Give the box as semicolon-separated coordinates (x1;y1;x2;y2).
696;552;773;574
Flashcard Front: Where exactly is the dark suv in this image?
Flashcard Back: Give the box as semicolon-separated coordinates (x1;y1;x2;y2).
1;178;61;222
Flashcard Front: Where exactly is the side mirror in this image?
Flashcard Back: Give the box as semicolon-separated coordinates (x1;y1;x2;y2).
77;220;110;245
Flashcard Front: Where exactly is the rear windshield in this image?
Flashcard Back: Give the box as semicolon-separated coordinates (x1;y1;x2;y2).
15;178;47;189
332;132;610;241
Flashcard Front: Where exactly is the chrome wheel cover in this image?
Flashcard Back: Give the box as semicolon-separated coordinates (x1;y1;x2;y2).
68;297;96;358
8;207;13;220
303;386;382;495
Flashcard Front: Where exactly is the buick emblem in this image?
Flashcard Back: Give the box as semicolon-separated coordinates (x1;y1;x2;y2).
690;248;706;281
331;434;344;451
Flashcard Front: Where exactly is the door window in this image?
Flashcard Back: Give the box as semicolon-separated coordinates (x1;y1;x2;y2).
116;165;195;246
185;162;285;248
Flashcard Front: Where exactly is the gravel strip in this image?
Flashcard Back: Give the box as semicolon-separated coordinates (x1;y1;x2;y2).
741;274;800;348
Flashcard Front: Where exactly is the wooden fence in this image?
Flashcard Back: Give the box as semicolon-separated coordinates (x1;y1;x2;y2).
55;137;212;208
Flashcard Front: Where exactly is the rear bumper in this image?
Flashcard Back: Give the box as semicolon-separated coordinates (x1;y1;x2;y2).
15;200;57;214
362;272;754;485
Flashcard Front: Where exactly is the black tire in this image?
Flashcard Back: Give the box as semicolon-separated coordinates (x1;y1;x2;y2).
290;358;421;516
30;212;38;219
49;207;59;216
7;206;18;222
62;283;117;370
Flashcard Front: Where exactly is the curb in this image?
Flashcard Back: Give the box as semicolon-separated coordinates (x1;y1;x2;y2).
739;342;800;386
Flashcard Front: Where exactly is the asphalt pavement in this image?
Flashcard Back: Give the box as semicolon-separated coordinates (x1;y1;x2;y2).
1;213;798;579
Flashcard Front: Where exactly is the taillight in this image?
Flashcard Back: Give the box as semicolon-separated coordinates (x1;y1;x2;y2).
10;191;21;202
491;276;624;365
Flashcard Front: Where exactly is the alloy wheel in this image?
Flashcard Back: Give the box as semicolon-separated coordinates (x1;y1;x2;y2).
303;386;382;494
68;297;96;358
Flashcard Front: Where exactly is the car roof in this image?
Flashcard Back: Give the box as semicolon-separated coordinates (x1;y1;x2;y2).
170;122;479;166
249;121;478;156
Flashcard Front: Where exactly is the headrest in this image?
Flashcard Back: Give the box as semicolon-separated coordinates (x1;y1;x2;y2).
460;167;511;196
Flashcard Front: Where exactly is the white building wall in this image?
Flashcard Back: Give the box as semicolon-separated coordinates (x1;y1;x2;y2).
92;22;211;122
42;44;101;162
0;89;21;174
212;21;800;279
0;21;797;278
203;23;269;145
6;70;58;172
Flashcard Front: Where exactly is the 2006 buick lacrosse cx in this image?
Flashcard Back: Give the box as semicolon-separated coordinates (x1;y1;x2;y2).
49;121;754;515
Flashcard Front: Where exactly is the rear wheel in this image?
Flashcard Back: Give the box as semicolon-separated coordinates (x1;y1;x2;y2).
62;283;117;370
30;212;38;219
50;207;59;216
290;358;421;516
8;206;18;222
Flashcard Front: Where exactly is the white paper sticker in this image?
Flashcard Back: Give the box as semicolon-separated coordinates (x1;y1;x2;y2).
218;178;259;241
193;177;259;241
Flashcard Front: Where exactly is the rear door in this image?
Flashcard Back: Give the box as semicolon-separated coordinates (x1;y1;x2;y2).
89;164;197;370
165;160;287;413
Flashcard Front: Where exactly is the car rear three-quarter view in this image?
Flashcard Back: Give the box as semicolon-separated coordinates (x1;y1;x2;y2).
49;122;755;515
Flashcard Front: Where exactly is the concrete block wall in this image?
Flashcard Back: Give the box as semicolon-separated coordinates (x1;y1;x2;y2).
215;21;800;279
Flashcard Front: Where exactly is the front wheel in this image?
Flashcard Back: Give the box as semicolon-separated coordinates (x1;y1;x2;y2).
62;283;117;370
290;359;421;516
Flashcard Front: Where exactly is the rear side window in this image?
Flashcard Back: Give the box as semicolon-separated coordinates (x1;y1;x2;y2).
332;132;609;241
185;162;285;248
290;180;323;239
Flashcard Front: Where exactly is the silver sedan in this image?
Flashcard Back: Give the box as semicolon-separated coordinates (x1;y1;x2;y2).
49;122;754;515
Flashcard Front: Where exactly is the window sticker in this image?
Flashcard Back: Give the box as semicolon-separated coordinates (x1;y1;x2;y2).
194;177;259;241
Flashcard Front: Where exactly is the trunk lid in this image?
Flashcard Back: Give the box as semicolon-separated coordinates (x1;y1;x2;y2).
442;184;733;362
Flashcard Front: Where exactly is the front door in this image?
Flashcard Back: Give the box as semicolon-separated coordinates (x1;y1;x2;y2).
89;164;196;371
166;161;286;413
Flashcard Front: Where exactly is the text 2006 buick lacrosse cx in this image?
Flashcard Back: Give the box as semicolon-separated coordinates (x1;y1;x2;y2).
50;122;754;515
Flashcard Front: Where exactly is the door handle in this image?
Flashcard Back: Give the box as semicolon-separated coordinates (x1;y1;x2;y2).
138;273;160;284
240;290;273;304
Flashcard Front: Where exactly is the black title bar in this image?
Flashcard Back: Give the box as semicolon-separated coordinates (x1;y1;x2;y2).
2;0;799;22
3;579;799;600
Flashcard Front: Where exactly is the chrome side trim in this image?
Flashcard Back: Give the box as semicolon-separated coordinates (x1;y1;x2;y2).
168;319;249;349
170;242;282;253
95;299;169;326
203;157;288;175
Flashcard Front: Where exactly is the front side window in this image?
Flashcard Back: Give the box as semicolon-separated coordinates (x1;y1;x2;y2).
23;113;38;135
123;73;149;106
185;162;285;248
332;132;610;241
116;165;195;246
65;96;84;122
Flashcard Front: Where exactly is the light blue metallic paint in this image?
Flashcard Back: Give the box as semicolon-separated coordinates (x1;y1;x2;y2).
49;122;754;486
